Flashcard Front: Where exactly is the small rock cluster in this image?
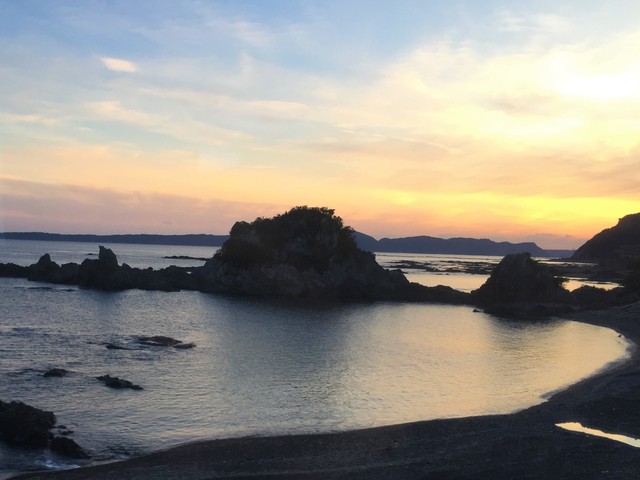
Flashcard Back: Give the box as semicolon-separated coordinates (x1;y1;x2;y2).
0;400;88;459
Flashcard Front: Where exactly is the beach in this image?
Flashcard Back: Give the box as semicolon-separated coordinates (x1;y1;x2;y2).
8;302;640;480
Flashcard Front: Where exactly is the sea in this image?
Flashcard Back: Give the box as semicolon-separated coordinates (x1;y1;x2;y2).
0;240;631;477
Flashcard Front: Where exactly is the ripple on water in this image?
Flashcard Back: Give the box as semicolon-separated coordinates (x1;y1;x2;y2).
0;275;631;473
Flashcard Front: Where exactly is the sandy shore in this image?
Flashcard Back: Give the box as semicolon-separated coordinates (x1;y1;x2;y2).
10;303;640;480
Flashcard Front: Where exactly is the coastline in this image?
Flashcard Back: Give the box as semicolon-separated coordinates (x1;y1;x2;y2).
9;303;640;480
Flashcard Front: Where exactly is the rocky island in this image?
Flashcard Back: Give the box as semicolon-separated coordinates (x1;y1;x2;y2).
0;206;468;303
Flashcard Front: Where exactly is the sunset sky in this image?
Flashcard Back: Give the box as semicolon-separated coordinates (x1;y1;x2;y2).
2;1;639;249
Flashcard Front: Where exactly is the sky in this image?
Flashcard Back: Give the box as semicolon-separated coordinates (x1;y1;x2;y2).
1;1;640;249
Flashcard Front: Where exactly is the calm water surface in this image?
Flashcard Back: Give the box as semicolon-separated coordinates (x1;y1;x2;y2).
0;241;631;475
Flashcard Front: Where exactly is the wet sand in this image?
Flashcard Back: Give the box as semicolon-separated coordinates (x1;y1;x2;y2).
11;303;640;480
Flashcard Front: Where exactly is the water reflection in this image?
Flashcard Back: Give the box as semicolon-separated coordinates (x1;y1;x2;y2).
557;422;640;448
0;277;631;466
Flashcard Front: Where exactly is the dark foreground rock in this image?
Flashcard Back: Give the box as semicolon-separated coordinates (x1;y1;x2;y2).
96;375;143;390
0;400;56;449
42;368;68;378
50;436;89;459
471;252;575;316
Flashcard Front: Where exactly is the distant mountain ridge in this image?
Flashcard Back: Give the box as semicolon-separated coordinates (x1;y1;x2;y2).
352;232;568;257
1;231;571;257
0;232;229;247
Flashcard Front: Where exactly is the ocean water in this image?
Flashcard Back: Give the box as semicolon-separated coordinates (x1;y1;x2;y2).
0;241;631;476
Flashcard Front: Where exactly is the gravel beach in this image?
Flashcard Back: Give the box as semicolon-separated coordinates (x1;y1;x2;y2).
10;302;640;480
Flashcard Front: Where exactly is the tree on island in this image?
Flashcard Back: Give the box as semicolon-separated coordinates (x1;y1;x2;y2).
213;206;360;271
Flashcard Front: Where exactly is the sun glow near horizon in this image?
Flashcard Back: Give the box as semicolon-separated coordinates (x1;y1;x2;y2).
1;1;639;249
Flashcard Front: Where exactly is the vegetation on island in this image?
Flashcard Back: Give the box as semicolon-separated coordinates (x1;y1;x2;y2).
213;206;360;271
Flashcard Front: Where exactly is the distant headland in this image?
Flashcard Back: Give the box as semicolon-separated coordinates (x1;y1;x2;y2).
0;231;572;258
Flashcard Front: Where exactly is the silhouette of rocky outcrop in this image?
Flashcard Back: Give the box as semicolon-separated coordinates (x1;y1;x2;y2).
0;400;56;449
0;400;88;458
195;206;468;302
572;213;640;261
28;254;79;284
472;253;574;316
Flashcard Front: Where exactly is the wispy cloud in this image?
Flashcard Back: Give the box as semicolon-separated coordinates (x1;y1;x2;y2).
495;9;569;35
100;56;137;73
0;112;61;126
0;176;283;234
89;100;152;125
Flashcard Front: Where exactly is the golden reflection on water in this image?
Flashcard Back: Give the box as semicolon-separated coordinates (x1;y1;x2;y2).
322;304;630;426
557;422;640;448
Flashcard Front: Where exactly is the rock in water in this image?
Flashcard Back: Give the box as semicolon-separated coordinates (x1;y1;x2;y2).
43;368;69;378
78;246;122;290
195;206;467;302
137;335;183;347
51;436;89;459
137;336;196;349
27;254;59;282
96;375;143;390
0;400;56;449
472;253;573;315
98;245;119;269
27;254;79;284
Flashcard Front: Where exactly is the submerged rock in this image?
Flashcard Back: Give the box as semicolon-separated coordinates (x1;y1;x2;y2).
137;336;196;349
96;375;143;390
105;343;134;350
137;335;183;347
43;368;69;378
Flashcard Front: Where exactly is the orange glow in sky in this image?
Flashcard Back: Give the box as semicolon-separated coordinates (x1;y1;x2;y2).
1;2;639;249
